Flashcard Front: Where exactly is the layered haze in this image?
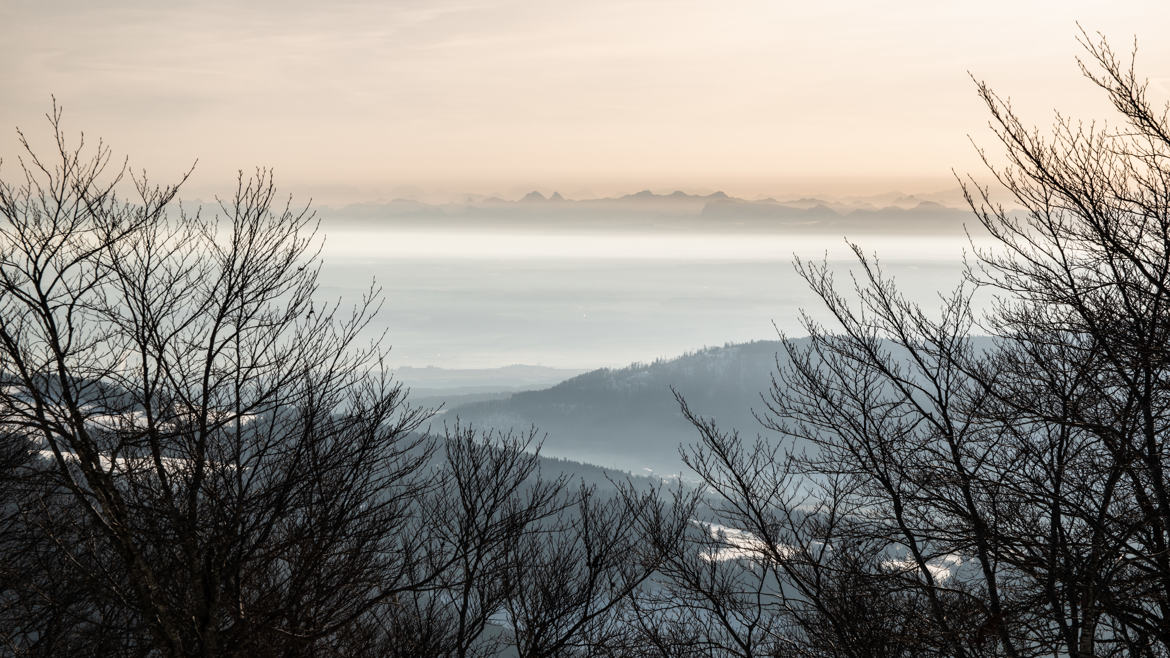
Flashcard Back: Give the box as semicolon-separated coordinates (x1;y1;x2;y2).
5;0;1155;475
314;192;979;369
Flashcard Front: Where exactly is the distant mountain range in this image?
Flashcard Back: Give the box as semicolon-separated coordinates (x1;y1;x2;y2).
441;341;791;475
322;190;977;235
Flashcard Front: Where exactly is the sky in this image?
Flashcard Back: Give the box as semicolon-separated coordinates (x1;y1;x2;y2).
3;0;1170;203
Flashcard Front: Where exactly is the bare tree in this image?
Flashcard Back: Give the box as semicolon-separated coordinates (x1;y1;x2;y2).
960;28;1170;654
671;29;1170;658
0;104;437;656
0;104;698;658
629;394;970;658
390;425;568;658
502;478;695;657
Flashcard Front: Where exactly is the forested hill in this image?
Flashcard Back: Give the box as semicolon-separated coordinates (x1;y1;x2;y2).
443;340;791;474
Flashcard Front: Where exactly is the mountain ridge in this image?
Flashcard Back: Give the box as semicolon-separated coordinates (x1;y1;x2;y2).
443;336;998;474
321;191;975;235
445;340;791;473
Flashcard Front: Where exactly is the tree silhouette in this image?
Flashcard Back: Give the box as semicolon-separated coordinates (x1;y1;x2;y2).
672;30;1170;657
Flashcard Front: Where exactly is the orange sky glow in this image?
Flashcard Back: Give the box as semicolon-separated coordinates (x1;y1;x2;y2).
3;0;1169;203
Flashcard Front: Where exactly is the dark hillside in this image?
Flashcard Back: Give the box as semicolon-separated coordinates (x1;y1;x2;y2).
447;340;790;473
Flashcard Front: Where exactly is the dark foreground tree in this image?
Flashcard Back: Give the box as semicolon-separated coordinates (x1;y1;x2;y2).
0;105;695;658
0;104;442;655
671;30;1170;657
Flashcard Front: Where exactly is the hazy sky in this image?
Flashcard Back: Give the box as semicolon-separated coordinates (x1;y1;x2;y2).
4;0;1169;202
